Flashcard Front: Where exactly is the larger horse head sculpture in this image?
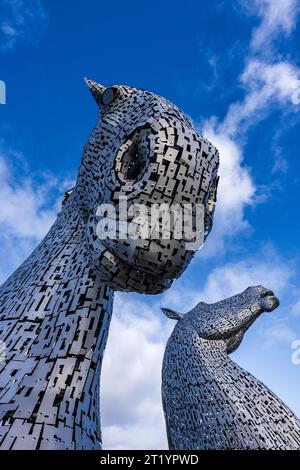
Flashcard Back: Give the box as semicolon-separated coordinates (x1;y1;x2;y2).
0;79;219;450
74;78;220;294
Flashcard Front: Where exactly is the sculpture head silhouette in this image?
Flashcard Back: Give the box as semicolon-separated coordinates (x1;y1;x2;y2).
72;79;219;294
162;286;279;352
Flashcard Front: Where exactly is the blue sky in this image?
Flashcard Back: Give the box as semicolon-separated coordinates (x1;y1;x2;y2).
0;0;300;450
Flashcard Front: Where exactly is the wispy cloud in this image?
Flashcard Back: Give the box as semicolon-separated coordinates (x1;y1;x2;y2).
101;296;172;450
199;0;300;257
0;147;73;283
101;247;294;449
199;122;255;256
292;299;300;317
262;321;297;348
222;60;300;137
247;0;299;53
0;0;47;50
162;246;293;310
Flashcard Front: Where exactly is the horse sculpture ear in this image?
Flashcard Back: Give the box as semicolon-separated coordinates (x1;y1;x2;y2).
84;77;119;107
161;308;183;321
84;77;105;106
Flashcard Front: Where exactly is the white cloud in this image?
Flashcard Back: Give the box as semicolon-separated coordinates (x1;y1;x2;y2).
1;24;16;36
101;295;172;450
200;60;300;257
0;155;57;239
221;60;300;137
292;299;300;317
271;141;289;174
261;321;297;349
198;3;300;257
199;123;255;256
0;149;73;283
163;248;293;310
0;0;47;50
101;250;294;449
199;252;292;303
249;0;299;52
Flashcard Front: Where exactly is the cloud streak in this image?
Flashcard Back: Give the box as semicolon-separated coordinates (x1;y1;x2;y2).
249;0;299;52
101;296;172;450
198;0;300;257
0;0;47;50
101;248;294;449
0;147;73;283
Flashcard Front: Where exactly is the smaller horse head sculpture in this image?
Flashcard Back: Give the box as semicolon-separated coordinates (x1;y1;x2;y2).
65;79;219;294
161;288;300;451
162;285;279;352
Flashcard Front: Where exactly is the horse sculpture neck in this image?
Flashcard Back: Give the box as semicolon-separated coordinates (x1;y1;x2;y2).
0;194;113;449
162;289;300;450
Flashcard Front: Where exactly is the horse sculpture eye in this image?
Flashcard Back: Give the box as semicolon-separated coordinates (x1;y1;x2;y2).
115;127;151;183
102;86;119;106
126;147;142;179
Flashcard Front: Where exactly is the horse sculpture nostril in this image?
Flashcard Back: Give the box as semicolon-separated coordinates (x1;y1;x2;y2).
259;293;280;312
260;290;274;298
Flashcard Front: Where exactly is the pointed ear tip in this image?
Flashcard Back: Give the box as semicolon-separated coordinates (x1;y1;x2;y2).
161;307;182;320
161;307;173;318
84;76;93;86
